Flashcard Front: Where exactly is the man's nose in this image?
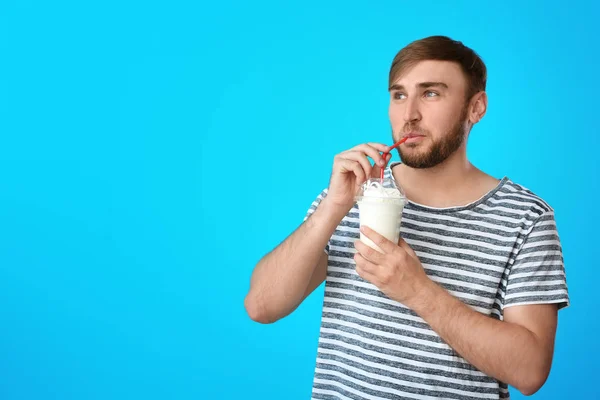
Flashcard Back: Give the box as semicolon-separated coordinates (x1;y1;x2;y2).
403;97;422;125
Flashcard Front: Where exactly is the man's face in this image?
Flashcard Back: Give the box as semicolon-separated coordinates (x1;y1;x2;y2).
388;60;470;169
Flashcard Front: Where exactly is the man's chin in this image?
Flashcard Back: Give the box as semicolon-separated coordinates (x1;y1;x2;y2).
398;145;427;159
398;150;437;169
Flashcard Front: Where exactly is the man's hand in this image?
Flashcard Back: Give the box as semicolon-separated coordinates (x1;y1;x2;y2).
326;143;391;211
353;225;430;304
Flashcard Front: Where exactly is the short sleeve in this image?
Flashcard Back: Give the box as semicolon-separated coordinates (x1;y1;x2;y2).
504;211;570;310
303;188;331;255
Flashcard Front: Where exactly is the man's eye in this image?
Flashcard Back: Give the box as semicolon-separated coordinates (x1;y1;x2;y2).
393;92;406;100
425;91;439;98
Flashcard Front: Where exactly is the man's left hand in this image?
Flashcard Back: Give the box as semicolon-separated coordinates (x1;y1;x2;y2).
354;226;431;305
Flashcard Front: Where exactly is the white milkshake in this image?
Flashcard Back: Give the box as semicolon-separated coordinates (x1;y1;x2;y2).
355;178;407;252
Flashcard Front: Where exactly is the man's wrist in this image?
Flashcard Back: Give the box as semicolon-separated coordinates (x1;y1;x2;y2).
319;196;352;223
405;278;445;317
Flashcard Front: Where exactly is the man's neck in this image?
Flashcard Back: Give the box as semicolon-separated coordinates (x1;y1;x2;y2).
392;149;499;208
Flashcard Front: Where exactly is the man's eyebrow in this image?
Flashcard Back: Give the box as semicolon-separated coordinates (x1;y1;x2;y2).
418;81;449;89
388;82;449;91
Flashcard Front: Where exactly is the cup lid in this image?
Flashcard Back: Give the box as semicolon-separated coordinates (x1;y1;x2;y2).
355;177;406;200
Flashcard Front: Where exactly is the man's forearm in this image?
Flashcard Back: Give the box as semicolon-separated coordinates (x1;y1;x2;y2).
405;280;549;395
246;197;346;322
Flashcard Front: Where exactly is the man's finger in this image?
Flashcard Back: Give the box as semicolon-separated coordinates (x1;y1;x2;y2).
354;252;377;272
341;152;373;181
337;158;366;186
355;239;385;264
369;153;393;178
354;253;378;283
349;143;389;165
397;235;416;256
365;142;390;153
360;225;397;254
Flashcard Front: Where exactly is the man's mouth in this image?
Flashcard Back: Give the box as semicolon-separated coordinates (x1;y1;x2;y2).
400;132;426;144
403;132;425;139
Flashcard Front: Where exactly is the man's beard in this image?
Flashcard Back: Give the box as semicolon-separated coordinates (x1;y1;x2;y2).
396;106;469;169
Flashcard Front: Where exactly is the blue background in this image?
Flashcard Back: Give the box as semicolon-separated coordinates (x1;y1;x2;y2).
0;0;597;399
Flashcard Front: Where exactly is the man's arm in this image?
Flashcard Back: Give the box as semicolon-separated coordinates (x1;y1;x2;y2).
407;282;557;396
244;197;345;324
354;225;561;396
245;142;391;324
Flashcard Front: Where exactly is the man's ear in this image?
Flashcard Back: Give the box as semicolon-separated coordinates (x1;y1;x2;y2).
468;91;488;125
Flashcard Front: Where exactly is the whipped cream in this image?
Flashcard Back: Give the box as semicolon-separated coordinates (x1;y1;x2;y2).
362;180;403;199
357;179;405;204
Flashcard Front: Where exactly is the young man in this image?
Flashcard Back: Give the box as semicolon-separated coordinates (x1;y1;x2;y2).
244;36;569;399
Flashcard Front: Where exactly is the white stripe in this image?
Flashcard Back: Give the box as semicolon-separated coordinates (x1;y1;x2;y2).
416;252;505;273
314;378;374;400
491;308;502;319
321;309;444;346
322;293;425;324
316;359;499;399
528;230;558;239
536;218;557;227
431;276;497;294
317;348;498;389
487;196;547;213
502;184;545;199
458;207;537;226
505;289;568;301
313;376;439;400
496;189;548;206
409;238;509;263
321;327;461;364
403;208;520;233
509;269;565;280
327;277;383;294
327;266;360;276
445;293;492;313
515;250;562;261
510;259;563;269
402;209;521;234
315;368;450;400
318;336;483;377
421;263;501;284
342;215;360;223
506;279;566;290
331;235;359;244
328;247;355;256
334;225;360;234
520;239;561;249
402;226;521;252
330;262;502;287
504;298;569;308
329;275;495;302
311;388;347;400
329;255;357;264
325;284;491;315
325;286;406;309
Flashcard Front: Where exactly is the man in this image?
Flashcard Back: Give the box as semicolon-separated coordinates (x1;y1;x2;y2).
244;36;569;399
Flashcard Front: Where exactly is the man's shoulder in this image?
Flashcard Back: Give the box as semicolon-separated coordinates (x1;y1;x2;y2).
496;178;554;216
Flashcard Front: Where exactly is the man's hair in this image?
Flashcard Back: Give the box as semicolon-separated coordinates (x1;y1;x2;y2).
389;36;487;100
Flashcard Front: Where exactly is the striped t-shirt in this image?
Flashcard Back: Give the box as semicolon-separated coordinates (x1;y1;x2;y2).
305;163;570;400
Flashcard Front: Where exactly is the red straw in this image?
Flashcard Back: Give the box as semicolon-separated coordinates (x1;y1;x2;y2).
380;137;408;180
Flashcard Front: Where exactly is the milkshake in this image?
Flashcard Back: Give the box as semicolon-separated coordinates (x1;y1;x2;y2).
355;178;407;252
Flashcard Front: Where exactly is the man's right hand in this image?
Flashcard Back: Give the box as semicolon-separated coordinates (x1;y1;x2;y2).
245;142;391;324
326;143;391;210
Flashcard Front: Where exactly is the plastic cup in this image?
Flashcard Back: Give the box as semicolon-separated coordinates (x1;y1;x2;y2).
355;178;407;252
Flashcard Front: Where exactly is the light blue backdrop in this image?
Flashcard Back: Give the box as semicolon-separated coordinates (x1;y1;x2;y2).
0;0;597;399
